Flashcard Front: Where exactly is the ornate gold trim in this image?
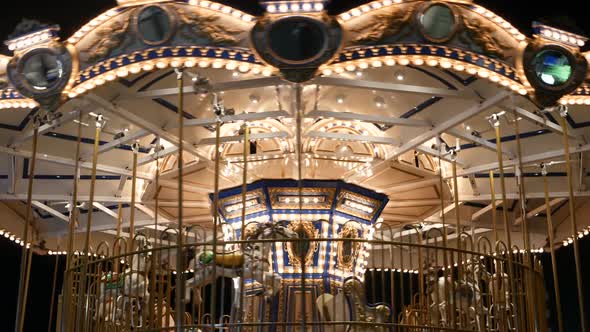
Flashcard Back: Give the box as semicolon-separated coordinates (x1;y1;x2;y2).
268;187;335;210
461;15;512;59
350;3;418;44
415;2;461;44
286;220;319;269
175;6;242;45
337;222;362;271
335;190;383;220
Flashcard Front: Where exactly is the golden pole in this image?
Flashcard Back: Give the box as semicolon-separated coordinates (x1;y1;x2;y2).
76;114;104;330
541;164;564;332
558;108;587;332
130;143;139;239
151;138;160;330
436;140;453;328
211;107;222;329
491;114;519;329
513;112;537;330
174;68;185;330
15;120;39;332
489;171;498;244
63;111;83;330
113;203;123;274
238;123;249;324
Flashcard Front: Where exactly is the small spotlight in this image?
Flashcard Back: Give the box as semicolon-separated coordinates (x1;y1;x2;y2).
356;71;363;77
374;96;385;108
249;94;260;104
394;70;405;81
336;95;345;104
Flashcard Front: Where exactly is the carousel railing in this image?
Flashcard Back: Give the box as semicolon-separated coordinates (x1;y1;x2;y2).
59;225;547;332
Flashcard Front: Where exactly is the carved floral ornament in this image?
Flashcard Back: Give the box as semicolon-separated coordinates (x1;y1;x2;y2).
286;220;319;268
337;221;363;271
83;3;243;63
350;1;513;59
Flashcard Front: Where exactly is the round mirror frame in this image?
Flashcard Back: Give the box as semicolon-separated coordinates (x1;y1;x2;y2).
133;4;176;46
7;45;73;100
264;16;330;65
416;2;460;43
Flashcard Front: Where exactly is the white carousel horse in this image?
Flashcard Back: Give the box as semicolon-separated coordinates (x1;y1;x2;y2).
429;260;490;329
96;240;152;326
316;277;391;332
184;222;298;306
488;262;514;331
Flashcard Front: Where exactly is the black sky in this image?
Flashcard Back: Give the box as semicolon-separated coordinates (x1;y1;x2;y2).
0;0;589;52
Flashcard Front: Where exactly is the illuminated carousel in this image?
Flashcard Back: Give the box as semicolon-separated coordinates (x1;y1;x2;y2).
1;0;590;331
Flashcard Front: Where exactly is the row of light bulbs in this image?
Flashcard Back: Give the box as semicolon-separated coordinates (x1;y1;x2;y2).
0;230;30;248
7;31;54;51
266;1;325;13
562;226;590;247
559;96;590;106
541;28;586;47
322;56;529;96
339;0;402;21
69;58;274;98
0;100;38;110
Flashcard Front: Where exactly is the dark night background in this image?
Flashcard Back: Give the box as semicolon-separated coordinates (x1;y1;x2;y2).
1;0;590;330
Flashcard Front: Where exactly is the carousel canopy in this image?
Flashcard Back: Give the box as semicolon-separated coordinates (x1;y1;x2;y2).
0;0;589;254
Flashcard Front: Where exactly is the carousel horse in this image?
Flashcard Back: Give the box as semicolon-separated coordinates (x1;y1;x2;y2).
316;277;391;332
184;222;298;306
429;259;490;329
487;261;514;331
95;240;152;326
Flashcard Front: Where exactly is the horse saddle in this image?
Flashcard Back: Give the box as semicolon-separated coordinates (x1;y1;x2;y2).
102;272;124;290
199;250;244;268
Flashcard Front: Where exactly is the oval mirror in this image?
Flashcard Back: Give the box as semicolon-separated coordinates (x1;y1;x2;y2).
137;6;172;45
419;4;457;42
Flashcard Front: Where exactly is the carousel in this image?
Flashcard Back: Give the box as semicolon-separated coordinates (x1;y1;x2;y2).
1;0;589;331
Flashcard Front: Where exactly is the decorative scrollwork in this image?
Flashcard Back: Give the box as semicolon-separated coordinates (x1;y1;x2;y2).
351;4;418;44
175;7;241;45
85;19;130;63
286;220;319;268
337;222;362;271
461;16;512;59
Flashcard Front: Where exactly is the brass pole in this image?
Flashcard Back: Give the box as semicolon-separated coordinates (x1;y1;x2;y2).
294;84;307;331
451;152;462;275
174;68;185;330
513;112;537;330
211;116;222;329
62;111;83;330
113;203;123;274
489;171;498;244
491;114;519;329
130;143;139;239
76;114;104;330
542;165;564;332
436;140;453;327
238;123;249;324
15;122;39;332
151;138;160;330
559;110;587;332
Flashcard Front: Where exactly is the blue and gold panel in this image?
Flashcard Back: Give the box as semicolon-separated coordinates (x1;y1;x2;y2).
268;187;335;210
218;188;267;221
335;190;384;221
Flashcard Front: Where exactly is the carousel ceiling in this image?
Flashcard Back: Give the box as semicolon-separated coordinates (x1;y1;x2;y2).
1;0;590;251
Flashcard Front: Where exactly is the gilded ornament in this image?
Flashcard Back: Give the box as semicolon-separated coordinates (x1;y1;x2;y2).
351;4;418;44
286;221;319;268
85;20;130;63
175;7;241;45
461;16;512;58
